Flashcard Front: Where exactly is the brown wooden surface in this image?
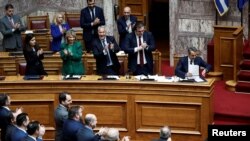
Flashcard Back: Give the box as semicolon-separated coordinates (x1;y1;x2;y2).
0;75;214;141
213;26;243;81
0;51;161;75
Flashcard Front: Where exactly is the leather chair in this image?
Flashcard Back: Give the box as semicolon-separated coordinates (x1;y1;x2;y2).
27;14;50;30
65;12;81;28
15;58;27;75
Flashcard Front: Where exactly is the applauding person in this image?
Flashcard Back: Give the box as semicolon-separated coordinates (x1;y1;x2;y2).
51;13;70;52
60;30;85;75
23;34;47;76
92;26;120;75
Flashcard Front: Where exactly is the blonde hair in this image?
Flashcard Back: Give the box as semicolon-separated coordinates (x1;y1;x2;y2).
65;30;77;44
52;13;65;25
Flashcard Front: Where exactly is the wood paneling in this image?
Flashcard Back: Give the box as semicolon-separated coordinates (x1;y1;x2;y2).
0;75;214;141
0;51;161;75
214;26;243;81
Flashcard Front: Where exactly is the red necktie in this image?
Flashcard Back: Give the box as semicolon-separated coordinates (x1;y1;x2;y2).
139;36;144;66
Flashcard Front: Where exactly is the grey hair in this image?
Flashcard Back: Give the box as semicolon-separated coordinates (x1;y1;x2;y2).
98;25;105;32
105;128;119;141
160;126;171;139
187;47;198;54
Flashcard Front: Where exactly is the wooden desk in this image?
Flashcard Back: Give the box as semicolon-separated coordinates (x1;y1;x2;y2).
0;76;214;141
0;51;161;75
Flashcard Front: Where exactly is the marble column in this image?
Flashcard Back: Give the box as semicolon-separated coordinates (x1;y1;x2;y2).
103;0;114;36
169;0;179;66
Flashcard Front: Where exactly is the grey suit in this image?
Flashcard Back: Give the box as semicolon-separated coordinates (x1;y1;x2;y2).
54;104;68;141
0;15;26;51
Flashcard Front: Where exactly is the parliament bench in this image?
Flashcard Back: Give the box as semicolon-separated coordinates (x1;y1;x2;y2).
0;51;161;76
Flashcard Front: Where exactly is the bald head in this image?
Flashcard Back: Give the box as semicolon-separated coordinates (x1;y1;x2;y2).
123;6;131;19
85;113;97;129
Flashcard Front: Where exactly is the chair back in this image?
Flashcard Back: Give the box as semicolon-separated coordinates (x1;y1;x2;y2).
27;14;50;30
15;57;27;75
65;12;81;28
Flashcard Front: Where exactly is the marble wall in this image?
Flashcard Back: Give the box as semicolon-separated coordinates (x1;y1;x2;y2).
0;0;118;51
0;0;249;66
169;0;249;65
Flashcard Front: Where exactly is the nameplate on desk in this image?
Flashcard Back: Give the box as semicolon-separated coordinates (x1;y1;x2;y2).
98;75;119;80
140;78;155;81
179;76;207;83
23;75;43;80
63;75;82;80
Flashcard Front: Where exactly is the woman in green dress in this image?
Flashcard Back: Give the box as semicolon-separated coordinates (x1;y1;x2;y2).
60;30;85;75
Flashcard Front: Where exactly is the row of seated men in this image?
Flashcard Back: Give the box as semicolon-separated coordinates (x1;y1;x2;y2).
0;93;172;141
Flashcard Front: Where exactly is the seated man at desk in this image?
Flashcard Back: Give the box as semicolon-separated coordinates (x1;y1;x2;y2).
175;47;211;79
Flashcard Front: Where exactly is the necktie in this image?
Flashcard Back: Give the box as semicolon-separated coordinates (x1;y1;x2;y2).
102;39;112;66
90;8;95;21
9;17;14;27
190;59;193;65
102;39;105;48
139;36;144;66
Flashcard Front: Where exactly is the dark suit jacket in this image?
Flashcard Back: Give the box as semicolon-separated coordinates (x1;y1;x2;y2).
117;15;137;47
175;56;212;79
92;36;120;75
0;106;12;141
123;31;156;74
62;119;84;141
5;124;17;141
21;136;36;141
0;15;26;50
11;127;28;141
23;45;47;75
80;6;105;42
76;125;100;141
54;105;68;141
50;23;70;52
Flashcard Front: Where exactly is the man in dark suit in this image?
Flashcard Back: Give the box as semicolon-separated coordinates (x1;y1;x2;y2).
5;112;16;141
152;126;172;141
62;105;84;141
92;26;120;75
0;4;26;52
175;47;211;79
23;121;41;141
0;93;23;141
117;6;137;48
76;114;104;141
54;92;72;141
80;0;105;52
123;22;156;75
10;113;30;141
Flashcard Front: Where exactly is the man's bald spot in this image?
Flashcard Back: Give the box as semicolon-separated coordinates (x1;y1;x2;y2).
124;6;131;13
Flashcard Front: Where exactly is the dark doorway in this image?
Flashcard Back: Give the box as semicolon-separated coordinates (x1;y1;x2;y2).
149;0;169;59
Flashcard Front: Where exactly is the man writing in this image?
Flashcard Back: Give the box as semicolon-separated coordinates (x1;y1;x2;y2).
175;47;211;79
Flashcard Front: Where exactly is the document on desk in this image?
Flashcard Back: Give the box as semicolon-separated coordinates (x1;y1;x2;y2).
189;65;199;76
